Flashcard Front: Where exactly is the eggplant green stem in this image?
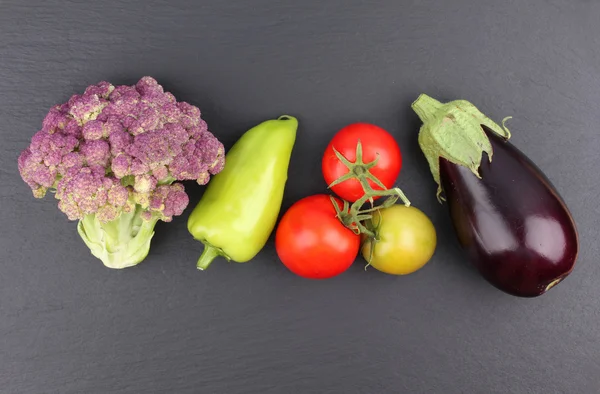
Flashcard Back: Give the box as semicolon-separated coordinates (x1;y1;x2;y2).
411;94;444;123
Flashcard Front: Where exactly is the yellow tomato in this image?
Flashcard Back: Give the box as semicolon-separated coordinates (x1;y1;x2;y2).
361;205;437;275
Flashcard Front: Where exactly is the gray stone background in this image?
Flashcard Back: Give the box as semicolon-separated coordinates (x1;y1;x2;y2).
1;0;598;393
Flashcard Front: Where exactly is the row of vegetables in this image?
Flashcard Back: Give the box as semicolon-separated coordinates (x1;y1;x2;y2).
18;77;579;298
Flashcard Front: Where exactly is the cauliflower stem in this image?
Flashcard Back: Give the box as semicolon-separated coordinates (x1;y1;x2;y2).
77;203;160;269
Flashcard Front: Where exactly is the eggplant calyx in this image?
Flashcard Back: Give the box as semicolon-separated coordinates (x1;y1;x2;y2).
411;94;512;201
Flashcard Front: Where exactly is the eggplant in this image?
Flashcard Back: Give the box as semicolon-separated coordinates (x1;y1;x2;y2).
412;94;579;297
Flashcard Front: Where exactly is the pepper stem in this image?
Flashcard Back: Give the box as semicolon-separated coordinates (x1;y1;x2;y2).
411;94;444;123
197;243;226;270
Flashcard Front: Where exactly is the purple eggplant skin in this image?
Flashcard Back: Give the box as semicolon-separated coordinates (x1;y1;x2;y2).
439;126;579;297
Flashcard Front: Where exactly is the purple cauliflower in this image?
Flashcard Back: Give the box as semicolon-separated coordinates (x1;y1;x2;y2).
18;76;225;268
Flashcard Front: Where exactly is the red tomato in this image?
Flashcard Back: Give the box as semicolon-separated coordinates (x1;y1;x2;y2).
275;194;360;279
322;123;402;202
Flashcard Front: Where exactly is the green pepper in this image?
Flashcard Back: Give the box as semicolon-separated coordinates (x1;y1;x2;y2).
187;115;298;270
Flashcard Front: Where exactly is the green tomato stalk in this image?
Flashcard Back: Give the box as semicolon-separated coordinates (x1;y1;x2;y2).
327;140;411;239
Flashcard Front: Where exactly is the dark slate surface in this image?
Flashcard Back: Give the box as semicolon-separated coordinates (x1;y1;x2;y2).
1;1;599;393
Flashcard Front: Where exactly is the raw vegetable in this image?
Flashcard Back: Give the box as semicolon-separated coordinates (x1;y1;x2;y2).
275;194;360;279
320;124;410;238
275;122;412;279
361;205;436;275
187;116;297;270
412;94;579;297
17;76;224;269
322;123;402;202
